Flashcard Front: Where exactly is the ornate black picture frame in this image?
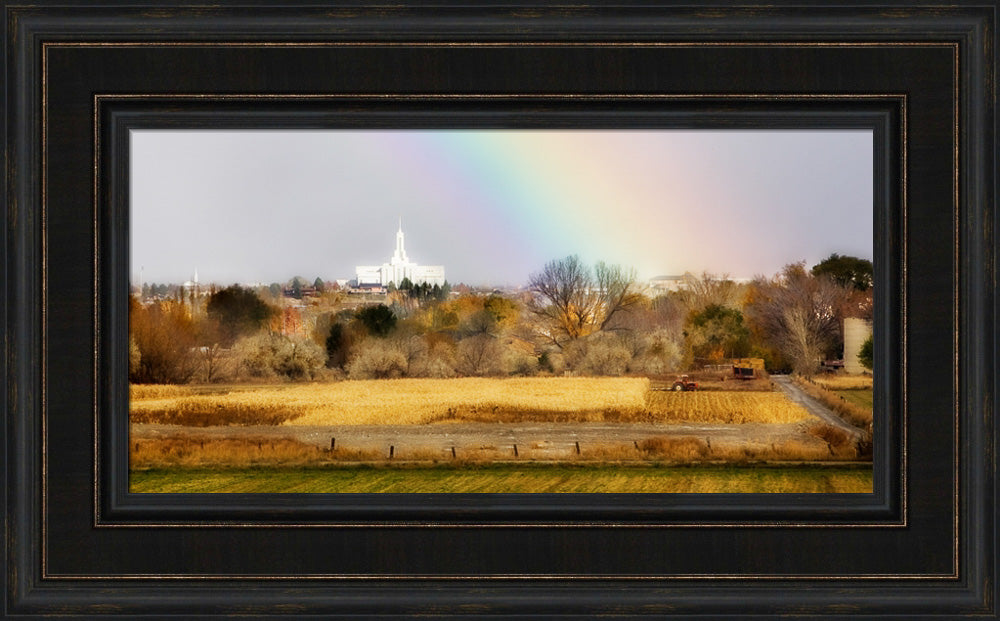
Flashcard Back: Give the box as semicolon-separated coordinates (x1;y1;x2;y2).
4;2;996;618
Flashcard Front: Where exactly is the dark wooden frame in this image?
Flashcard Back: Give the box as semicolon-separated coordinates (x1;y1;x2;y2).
4;2;996;618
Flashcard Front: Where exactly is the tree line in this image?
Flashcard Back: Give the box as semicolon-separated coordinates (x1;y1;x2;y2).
129;253;872;384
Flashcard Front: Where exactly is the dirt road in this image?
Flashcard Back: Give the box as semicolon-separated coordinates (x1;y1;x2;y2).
132;420;818;458
770;375;860;435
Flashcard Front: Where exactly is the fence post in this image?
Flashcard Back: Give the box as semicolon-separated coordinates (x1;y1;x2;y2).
330;437;336;451
513;444;519;457
389;445;395;459
575;441;581;454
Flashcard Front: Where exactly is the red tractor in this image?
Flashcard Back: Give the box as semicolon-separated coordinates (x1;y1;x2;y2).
671;375;699;391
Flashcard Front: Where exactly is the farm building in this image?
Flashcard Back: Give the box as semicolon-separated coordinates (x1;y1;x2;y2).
843;317;873;374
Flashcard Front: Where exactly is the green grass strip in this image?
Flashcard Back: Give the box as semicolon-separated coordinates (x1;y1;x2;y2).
131;464;873;494
832;389;874;411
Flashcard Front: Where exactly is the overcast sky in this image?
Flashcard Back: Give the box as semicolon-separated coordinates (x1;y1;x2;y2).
131;129;873;287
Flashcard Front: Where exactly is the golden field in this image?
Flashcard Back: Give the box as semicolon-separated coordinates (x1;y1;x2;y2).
130;376;811;426
130;377;651;426
646;391;811;424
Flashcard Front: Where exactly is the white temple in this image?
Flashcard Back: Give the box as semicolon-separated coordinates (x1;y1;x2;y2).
355;220;445;287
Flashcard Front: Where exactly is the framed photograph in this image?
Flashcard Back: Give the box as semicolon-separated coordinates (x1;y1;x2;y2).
126;126;877;499
4;1;996;619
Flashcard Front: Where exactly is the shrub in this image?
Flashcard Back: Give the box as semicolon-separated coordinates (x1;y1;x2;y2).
858;334;874;371
630;330;682;375
572;335;632;376
234;333;327;380
276;339;326;380
410;355;457;379
346;339;408;379
639;436;710;460
506;351;540;376
409;340;457;379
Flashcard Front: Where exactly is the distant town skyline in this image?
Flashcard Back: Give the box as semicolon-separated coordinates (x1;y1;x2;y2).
131;129;874;287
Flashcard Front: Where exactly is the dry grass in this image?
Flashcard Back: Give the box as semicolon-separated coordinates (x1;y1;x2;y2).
807;423;853;449
812;375;873;390
639;436;711;460
130;384;196;400
129;399;304;426
706;439;835;462
805;423;865;459
645;391;812;424
130;432;862;468
129;435;342;467
577;435;853;462
130;377;651;426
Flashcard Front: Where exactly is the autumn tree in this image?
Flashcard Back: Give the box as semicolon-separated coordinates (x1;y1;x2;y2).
527;255;642;347
684;303;752;364
483;295;520;330
744;263;852;375
129;297;199;384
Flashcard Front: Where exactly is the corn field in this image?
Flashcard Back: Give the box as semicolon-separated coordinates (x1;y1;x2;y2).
645;391;812;424
130;377;652;426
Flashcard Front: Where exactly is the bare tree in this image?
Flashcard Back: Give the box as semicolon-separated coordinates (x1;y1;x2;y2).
199;343;225;383
675;271;745;313
528;255;642;348
744;263;851;375
456;334;506;376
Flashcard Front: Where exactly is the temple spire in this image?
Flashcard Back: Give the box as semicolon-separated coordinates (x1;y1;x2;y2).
393;218;408;264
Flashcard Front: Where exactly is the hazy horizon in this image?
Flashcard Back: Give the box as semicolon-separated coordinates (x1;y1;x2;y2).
131;129;873;287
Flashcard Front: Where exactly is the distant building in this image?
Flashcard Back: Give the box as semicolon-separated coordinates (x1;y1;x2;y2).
181;268;200;292
648;273;753;293
648;274;693;292
355;221;445;287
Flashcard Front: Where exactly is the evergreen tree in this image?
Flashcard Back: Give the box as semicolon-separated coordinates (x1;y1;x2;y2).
356;304;397;337
812;253;873;290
